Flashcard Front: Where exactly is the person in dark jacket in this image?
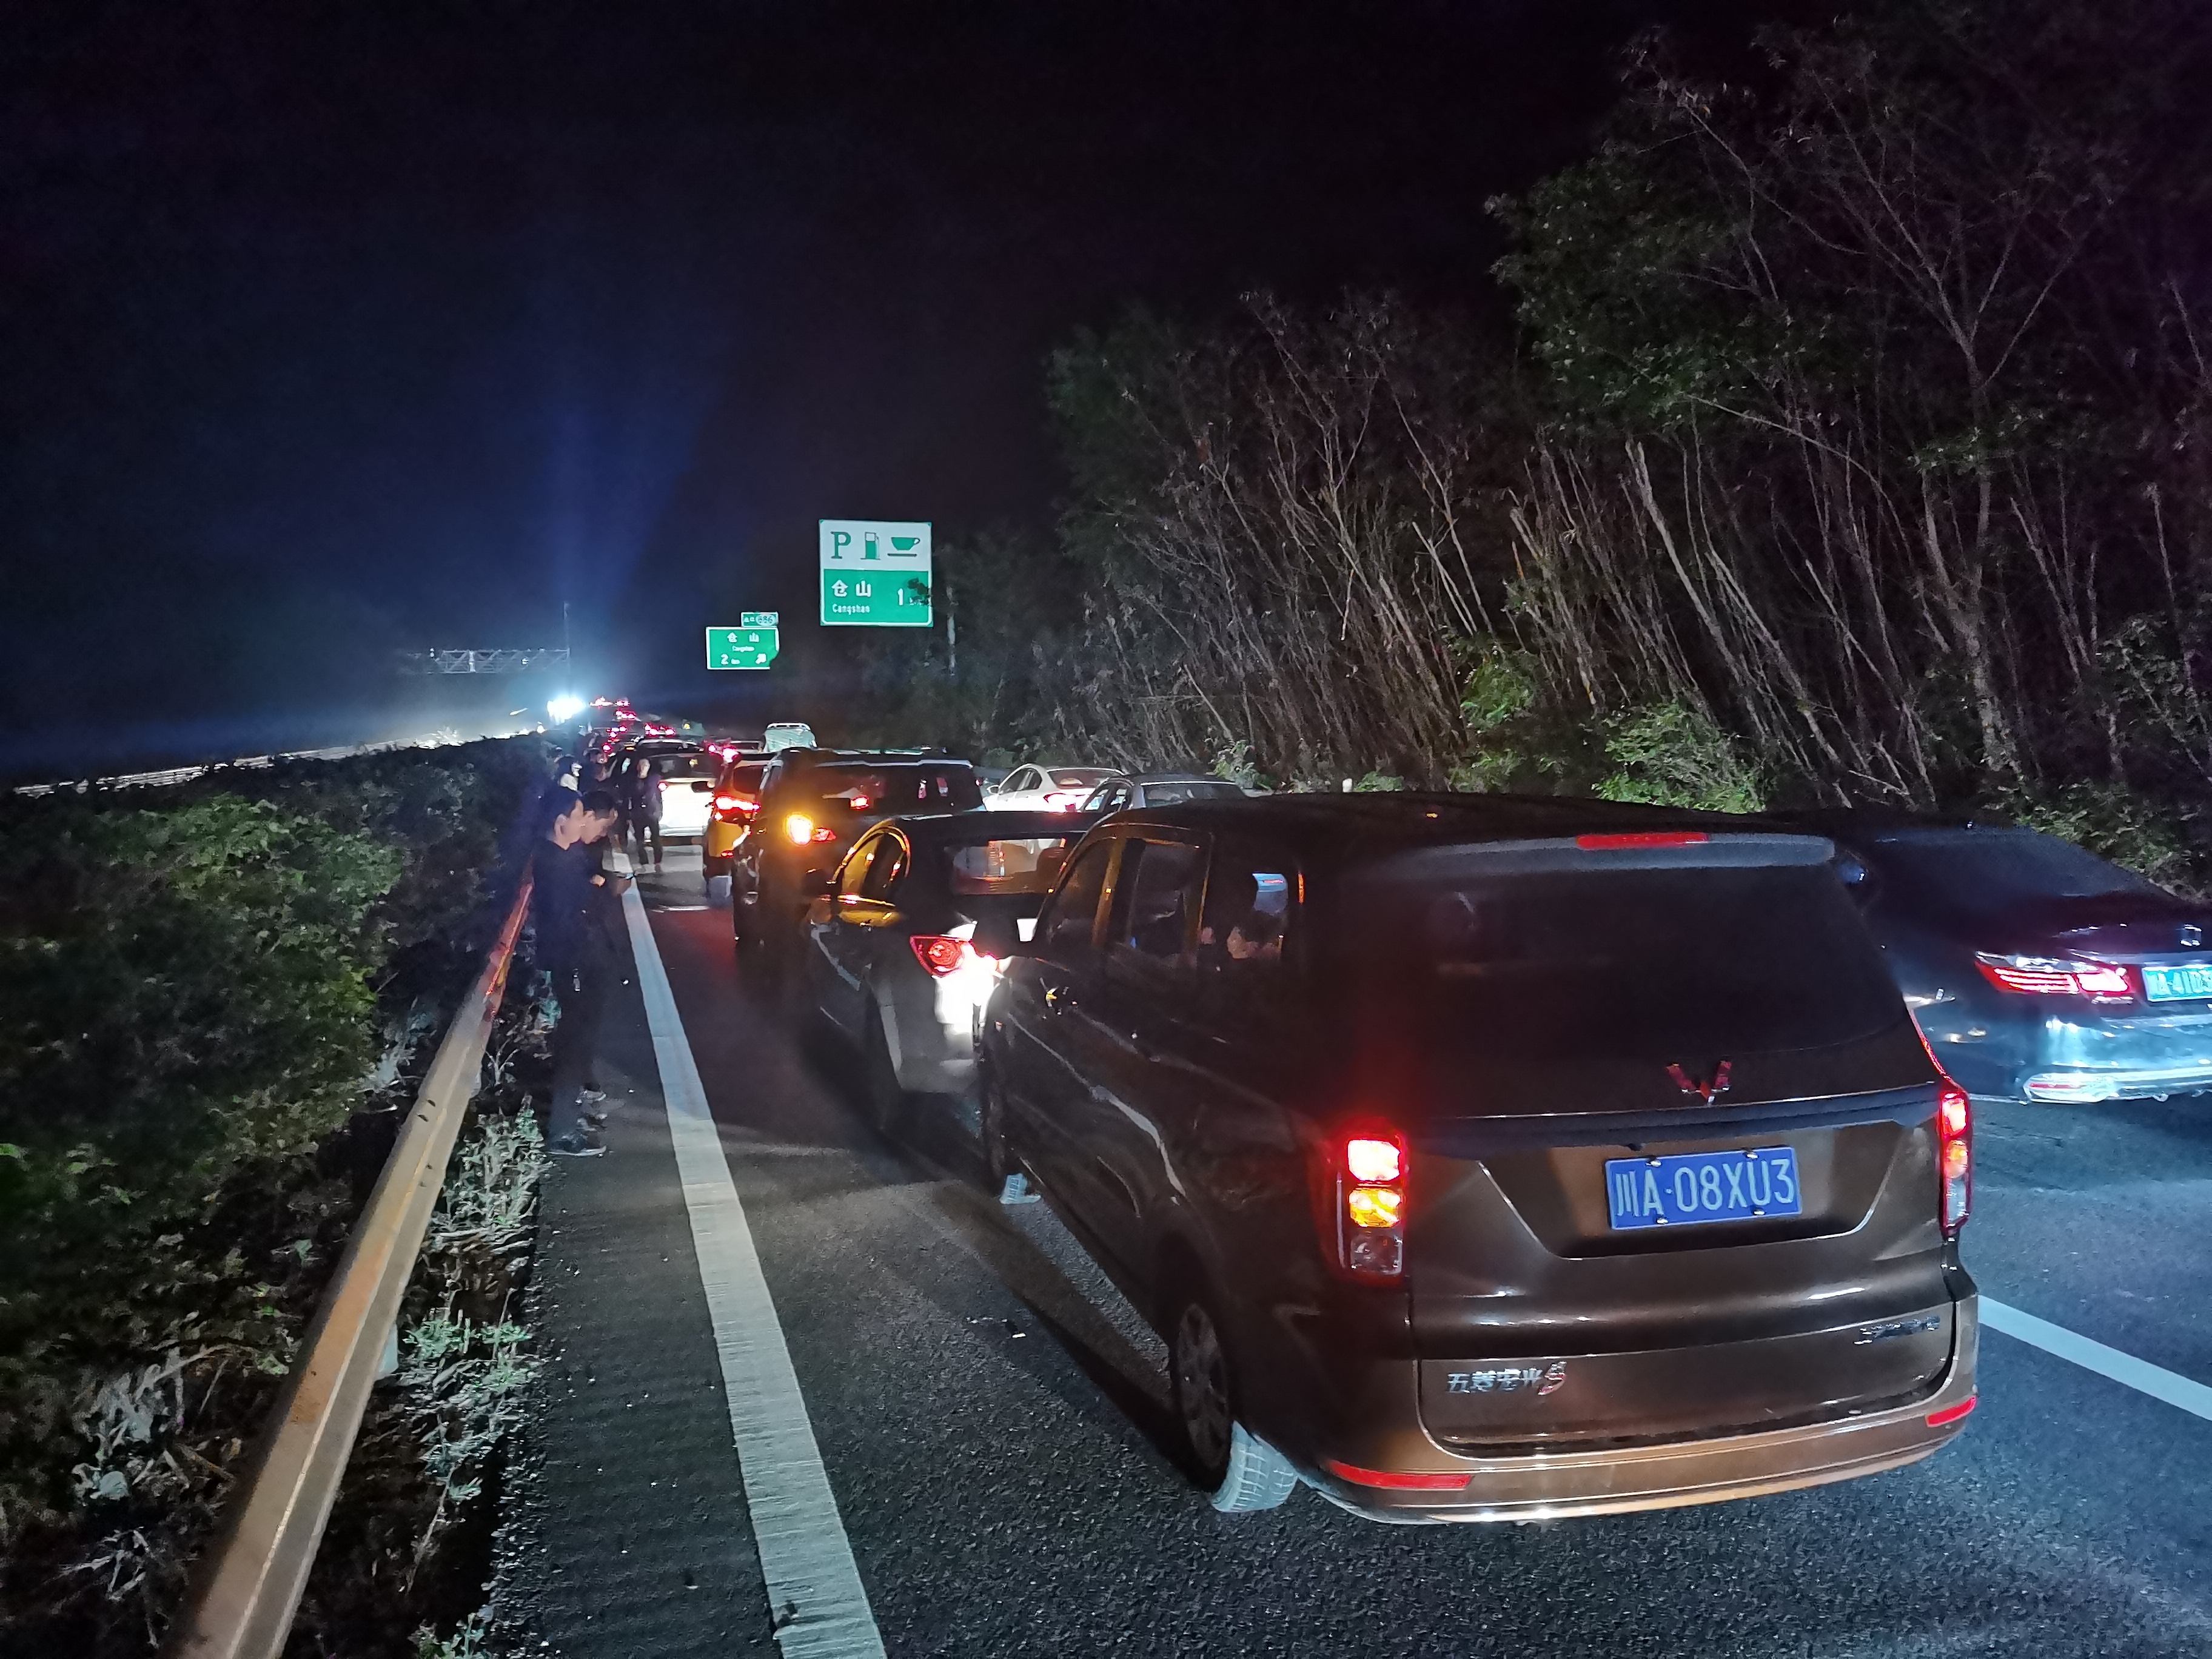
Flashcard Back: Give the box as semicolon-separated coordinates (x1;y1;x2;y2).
534;788;623;1156
623;756;663;870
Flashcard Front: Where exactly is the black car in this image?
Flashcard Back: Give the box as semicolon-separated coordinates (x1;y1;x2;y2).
1775;811;2212;1104
732;751;984;972
979;794;1977;1521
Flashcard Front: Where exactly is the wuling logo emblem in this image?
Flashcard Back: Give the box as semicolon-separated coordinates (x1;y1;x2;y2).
1666;1060;1733;1103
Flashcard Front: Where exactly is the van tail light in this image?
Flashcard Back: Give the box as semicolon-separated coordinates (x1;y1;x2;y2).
1320;1122;1408;1280
1914;1023;1972;1239
1974;952;2133;1003
1938;1079;1971;1238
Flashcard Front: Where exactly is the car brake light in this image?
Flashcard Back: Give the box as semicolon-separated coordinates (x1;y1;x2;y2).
909;935;977;976
850;795;872;811
1926;1395;1977;1427
785;813;837;845
1321;1459;1471;1492
1974;953;2133;1002
1330;1123;1407;1279
1575;831;1709;850
1043;791;1085;811
1345;1136;1402;1183
1916;1025;1972;1238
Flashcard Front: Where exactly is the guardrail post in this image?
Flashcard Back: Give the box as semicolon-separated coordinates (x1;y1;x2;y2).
169;877;534;1659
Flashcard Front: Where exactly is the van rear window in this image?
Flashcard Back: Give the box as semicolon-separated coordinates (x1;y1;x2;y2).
1350;863;1899;1062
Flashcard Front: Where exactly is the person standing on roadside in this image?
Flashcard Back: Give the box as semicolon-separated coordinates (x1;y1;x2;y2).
534;788;623;1157
625;756;663;871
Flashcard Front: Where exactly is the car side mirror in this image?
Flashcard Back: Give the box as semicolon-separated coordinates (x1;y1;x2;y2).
972;911;1029;961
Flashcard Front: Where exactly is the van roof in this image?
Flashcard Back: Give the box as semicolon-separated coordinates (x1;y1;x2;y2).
1102;791;1820;868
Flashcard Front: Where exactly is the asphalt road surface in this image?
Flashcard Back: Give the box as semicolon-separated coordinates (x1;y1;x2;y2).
492;848;2212;1658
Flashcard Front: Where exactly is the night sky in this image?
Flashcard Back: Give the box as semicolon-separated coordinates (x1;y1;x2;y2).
2;1;1784;779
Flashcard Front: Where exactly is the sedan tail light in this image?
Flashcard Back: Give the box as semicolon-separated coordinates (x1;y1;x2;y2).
1974;952;2133;1003
1319;1122;1408;1280
910;935;982;977
1043;791;1087;811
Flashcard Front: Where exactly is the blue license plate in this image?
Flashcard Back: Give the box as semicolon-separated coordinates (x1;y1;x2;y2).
2142;962;2212;1002
1604;1147;1801;1230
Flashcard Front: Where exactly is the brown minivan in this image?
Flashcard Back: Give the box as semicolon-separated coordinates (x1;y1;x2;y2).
977;794;1978;1521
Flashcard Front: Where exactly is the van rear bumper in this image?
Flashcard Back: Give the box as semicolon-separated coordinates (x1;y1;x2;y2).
1305;1296;1978;1524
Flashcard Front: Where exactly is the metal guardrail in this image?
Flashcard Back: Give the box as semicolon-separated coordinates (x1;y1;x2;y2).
170;876;535;1659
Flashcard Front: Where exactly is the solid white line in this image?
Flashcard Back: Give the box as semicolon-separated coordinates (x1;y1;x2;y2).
1980;1298;2212;1424
615;865;887;1659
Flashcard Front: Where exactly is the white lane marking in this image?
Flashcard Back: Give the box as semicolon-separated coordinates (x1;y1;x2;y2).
1981;1298;2212;1424
615;865;887;1658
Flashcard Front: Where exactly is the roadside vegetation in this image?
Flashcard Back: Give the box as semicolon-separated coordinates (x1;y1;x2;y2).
852;0;2212;884
0;740;548;1657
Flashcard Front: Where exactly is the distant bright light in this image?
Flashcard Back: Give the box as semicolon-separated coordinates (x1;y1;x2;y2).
546;695;585;723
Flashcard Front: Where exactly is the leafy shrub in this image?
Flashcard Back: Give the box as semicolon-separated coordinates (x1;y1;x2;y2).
1596;700;1766;813
2005;782;2198;894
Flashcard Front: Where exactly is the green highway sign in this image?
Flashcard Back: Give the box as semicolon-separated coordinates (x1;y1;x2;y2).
820;518;931;628
705;625;779;670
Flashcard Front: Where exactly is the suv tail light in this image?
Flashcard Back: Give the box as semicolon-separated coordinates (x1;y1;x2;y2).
711;793;759;823
785;813;839;845
1323;1124;1407;1280
1974;952;2133;1003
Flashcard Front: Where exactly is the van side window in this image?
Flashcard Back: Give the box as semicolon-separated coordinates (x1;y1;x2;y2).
1196;842;1300;1037
1038;842;1112;959
1109;840;1205;964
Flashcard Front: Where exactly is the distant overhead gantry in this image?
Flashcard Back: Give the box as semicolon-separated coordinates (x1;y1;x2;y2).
397;648;571;674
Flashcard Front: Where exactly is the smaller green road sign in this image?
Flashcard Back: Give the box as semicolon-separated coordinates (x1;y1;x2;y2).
705;625;779;670
740;610;779;628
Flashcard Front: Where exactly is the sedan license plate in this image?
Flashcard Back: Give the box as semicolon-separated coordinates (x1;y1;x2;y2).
1604;1147;1801;1230
2142;962;2212;1002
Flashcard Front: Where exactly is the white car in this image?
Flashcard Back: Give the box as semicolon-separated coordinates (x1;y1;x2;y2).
985;763;1114;813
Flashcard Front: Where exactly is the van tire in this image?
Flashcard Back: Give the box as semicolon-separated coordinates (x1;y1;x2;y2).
1168;1290;1296;1513
1212;1422;1300;1514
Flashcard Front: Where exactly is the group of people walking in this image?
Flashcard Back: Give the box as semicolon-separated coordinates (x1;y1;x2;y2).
517;743;676;1159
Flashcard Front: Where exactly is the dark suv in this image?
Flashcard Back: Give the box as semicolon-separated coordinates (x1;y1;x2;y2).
977;794;1979;1521
732;750;983;971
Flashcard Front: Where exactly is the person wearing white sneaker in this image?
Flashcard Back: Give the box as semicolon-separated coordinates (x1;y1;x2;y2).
535;788;622;1156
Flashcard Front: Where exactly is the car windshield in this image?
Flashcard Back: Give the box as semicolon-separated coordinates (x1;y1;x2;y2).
1143;779;1242;804
1346;860;1899;1064
1871;828;2159;917
801;765;983;815
933;835;1083;896
1048;768;1113;789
